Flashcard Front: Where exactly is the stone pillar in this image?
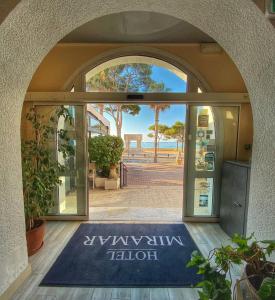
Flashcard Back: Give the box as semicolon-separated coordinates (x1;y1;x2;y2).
137;137;142;152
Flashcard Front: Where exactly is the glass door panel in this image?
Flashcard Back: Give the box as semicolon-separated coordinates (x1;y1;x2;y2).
185;105;239;218
194;178;214;216
35;105;88;218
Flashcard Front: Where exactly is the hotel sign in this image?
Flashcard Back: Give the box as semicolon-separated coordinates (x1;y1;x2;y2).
83;235;185;261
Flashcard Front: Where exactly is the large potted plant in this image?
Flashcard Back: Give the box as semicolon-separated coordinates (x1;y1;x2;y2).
22;106;74;255
88;135;124;189
187;233;275;300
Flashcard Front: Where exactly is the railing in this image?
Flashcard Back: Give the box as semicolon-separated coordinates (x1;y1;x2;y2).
123;152;177;159
120;162;128;188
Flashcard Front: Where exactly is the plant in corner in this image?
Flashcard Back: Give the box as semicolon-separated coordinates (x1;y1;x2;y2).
88;135;124;180
187;234;275;300
21;106;74;256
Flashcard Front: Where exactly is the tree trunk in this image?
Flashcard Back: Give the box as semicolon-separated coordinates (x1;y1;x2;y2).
154;107;159;163
117;124;122;137
116;105;122;137
176;140;179;151
98;104;104;115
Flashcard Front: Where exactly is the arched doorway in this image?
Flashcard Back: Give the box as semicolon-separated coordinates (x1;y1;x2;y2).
26;54;245;223
1;1;274;297
82;57;189;222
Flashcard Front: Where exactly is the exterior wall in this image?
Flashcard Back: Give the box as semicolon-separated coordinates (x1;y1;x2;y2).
28;43;247;93
0;0;21;24
237;104;253;161
253;0;275;27
0;0;274;296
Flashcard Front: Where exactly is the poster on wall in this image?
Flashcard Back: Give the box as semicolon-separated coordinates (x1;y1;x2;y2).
205;152;215;171
198;114;209;127
199;194;208;207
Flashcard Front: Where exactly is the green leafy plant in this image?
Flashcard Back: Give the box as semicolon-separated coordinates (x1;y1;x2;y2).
258;277;275;300
187;234;275;300
187;251;232;300
88;135;124;178
22;106;74;231
164;121;185;151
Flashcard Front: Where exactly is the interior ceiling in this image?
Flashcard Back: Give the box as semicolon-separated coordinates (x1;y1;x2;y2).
61;11;215;43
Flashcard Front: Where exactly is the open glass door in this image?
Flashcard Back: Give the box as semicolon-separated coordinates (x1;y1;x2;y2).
35;104;88;220
185;105;239;219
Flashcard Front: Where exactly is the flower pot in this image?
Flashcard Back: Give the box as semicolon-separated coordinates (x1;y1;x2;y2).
26;220;45;256
105;178;120;190
239;263;269;300
95;177;107;188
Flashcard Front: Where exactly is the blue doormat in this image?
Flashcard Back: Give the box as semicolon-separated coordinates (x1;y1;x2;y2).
41;223;202;287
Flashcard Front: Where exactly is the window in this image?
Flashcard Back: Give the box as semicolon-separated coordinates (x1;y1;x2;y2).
85;56;187;93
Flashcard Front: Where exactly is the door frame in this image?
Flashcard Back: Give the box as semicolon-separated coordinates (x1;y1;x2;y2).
25;92;248;222
28;101;89;221
183;104;241;222
25;91;249;104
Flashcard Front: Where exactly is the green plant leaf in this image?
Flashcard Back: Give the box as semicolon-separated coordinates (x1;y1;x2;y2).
88;135;124;177
258;277;275;300
22;106;75;230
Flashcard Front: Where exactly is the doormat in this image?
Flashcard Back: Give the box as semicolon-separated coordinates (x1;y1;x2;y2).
41;223;202;287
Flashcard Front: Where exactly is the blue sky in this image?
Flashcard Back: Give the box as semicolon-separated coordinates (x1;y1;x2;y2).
104;65;187;141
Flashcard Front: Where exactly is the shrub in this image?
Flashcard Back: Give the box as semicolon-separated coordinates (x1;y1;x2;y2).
88;135;124;177
22;106;74;231
187;233;275;300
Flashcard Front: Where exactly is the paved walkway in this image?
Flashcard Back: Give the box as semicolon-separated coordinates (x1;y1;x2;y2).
127;162;183;186
89;162;184;221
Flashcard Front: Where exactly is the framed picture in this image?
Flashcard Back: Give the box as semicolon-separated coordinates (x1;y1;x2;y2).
198;114;209;127
199;195;208;207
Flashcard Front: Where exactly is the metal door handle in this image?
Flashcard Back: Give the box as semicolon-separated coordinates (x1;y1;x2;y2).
233;201;242;208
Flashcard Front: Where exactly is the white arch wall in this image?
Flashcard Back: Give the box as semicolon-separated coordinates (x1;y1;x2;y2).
0;0;275;295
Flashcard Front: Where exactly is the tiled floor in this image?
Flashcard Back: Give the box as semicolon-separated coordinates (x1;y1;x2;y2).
89;186;183;221
12;221;241;300
89;162;184;221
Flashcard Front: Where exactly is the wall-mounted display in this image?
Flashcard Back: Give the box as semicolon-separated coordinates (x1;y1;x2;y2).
194;178;213;215
198;114;209;127
197;129;205;138
199;195;208;207
205;152;215;171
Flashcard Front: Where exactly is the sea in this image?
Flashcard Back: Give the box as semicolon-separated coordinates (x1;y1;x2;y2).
129;141;184;149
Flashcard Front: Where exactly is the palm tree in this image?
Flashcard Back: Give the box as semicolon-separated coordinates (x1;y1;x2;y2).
86;64;159;137
149;104;170;163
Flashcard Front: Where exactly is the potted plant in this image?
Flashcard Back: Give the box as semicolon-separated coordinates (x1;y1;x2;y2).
187;233;275;300
21;106;74;255
88;135;124;189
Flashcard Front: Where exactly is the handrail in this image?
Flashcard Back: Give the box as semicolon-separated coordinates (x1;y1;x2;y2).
120;161;128;188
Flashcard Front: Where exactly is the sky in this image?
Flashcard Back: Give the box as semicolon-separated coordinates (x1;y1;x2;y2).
103;65;187;141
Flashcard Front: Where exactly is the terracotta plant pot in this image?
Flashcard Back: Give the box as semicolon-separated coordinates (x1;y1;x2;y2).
26;220;45;256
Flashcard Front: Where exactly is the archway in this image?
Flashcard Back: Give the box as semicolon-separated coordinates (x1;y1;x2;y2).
73;56;188;222
63;49;210;92
1;0;275;296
